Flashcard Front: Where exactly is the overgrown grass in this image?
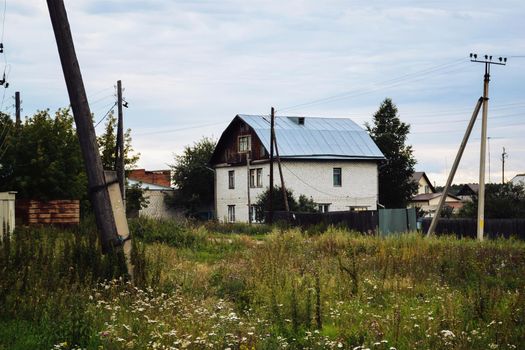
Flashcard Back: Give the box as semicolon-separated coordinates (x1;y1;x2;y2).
1;221;525;349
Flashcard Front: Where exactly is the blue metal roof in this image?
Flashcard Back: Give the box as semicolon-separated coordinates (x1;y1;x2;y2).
237;115;384;160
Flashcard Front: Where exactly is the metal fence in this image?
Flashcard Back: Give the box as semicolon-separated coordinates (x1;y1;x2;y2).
421;218;525;239
271;210;378;234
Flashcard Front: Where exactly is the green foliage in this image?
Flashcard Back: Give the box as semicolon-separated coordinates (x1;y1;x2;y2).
366;98;417;208
97;112;140;171
0;109;87;200
0;223;151;349
255;186;318;220
457;183;525;218
125;181;149;217
168;137;216;216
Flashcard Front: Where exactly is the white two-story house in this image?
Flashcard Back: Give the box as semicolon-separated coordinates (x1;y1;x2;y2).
209;115;384;223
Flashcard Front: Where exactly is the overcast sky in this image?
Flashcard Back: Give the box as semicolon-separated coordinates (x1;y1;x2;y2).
3;0;525;185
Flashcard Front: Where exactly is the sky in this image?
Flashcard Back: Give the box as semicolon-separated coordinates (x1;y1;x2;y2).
3;0;524;186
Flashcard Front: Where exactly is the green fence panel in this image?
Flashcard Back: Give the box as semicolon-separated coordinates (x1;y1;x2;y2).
379;208;417;236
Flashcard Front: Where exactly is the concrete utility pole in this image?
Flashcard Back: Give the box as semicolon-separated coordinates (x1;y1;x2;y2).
427;97;483;236
115;80;125;204
501;147;508;184
47;0;121;253
14;91;20;127
268;107;275;224
470;53;507;241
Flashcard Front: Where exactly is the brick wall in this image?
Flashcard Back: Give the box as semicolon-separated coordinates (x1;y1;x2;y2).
128;169;171;187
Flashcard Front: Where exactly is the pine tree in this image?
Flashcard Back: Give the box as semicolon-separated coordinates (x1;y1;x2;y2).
366;98;417;208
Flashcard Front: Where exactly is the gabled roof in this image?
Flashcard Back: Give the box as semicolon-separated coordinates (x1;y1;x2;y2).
457;183;479;196
212;115;384;162
411;171;436;193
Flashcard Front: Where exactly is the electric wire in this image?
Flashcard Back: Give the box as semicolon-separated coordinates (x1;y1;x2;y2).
277;58;467;113
94;101;117;128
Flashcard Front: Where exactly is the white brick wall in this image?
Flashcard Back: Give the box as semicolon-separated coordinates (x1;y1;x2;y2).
215;160;378;222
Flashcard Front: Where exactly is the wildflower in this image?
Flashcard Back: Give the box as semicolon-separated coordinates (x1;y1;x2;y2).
440;330;455;338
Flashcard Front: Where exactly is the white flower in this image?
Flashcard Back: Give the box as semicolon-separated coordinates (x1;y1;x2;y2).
440;330;455;338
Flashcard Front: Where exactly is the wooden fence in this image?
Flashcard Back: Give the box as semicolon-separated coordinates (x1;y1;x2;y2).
270;210;378;234
421;218;525;239
16;200;80;226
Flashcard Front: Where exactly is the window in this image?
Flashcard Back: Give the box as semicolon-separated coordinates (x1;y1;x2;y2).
227;205;236;222
238;135;251;153
250;168;263;188
333;168;342;187
249;205;262;223
228;170;235;189
318;204;330;213
424;185;430;194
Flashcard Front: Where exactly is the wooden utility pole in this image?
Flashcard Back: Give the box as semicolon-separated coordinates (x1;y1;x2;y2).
115;80;125;203
501;147;508;184
47;0;120;253
273;128;290;212
246;152;251;225
268;107;275;224
14;91;20;127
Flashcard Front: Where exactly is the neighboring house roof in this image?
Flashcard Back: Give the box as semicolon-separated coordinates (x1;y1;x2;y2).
212;115;384;162
411;171;436;193
456;183;479;196
411;192;461;202
511;174;525;185
128;179;173;191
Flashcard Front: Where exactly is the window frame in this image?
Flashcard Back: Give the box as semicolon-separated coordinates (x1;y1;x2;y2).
249;168;263;188
333;167;342;187
227;205;236;222
238;135;251;153
228;170;235;189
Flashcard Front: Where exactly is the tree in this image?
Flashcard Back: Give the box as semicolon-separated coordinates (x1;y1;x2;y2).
0;108;87;200
169;137;217;216
457;183;525;218
97;113;140;171
366;98;417;208
254;186;317;221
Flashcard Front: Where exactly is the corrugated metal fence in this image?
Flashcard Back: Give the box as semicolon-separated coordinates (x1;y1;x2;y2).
421;218;525;239
271;210;378;233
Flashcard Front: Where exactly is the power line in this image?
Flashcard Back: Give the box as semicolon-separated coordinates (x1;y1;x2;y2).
94;101;117;128
134;121;226;136
277;58;467;113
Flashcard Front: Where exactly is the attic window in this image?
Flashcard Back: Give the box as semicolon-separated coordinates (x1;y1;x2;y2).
298;117;305;125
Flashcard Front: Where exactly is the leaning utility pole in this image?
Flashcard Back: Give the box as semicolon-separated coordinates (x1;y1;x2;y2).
268;107;275;224
47;0;120;253
14;91;20;127
501;147;508;184
470;53;507;241
272;126;290;212
426;97;484;236
115;80;125;203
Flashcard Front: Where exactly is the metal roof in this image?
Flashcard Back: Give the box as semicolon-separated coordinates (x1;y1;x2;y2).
237;115;384;160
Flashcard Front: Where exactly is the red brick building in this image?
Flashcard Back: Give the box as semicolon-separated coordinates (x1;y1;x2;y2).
128;169;171;188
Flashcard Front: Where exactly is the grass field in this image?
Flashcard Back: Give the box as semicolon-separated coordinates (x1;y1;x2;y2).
1;218;525;349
